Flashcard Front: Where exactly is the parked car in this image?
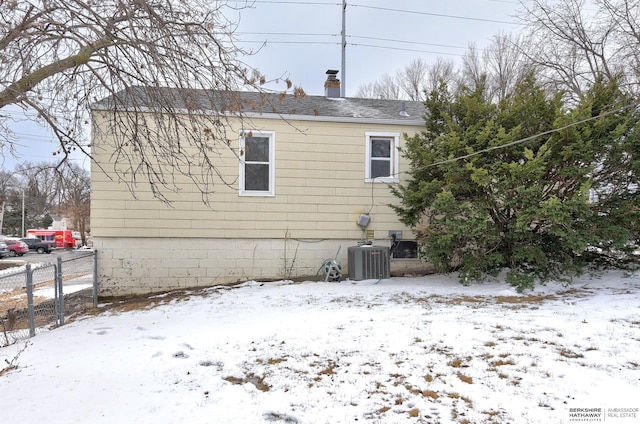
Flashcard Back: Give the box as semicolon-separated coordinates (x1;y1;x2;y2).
20;238;56;254
0;241;9;258
5;239;29;257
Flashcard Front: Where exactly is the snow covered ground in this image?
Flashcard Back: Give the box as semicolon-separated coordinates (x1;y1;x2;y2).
1;270;639;423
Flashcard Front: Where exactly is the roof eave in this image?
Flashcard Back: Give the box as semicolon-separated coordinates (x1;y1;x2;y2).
242;112;425;126
91;105;425;126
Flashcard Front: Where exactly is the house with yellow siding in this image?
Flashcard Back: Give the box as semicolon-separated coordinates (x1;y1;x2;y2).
90;71;431;296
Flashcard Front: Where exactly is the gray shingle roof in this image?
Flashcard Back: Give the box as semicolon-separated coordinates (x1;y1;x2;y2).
92;86;426;124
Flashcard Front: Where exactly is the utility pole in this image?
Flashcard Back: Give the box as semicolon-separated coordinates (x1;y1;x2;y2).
21;188;25;237
341;0;346;97
0;201;4;235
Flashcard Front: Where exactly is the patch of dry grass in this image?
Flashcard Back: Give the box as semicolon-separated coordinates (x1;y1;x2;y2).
558;348;584;359
489;358;516;367
448;357;464;368
377;406;391;414
457;372;473;384
223;373;270;391
448;392;473;406
393;290;565;309
482;409;506;423
315;360;338;378
496;294;556;304
256;356;288;365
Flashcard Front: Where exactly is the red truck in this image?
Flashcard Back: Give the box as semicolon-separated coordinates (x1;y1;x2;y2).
26;229;77;249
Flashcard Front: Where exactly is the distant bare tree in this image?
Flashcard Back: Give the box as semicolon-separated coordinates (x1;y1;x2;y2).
0;161;89;236
459;36;535;102
58;163;90;246
425;58;457;96
0;170;19;234
356;37;532;103
353;81;378;99
484;33;536;101
600;0;640;81
0;0;292;203
397;58;429;101
460;44;487;93
377;74;402;99
0;171;17;202
518;0;640;98
354;73;400;99
356;59;453;101
16;162;60;218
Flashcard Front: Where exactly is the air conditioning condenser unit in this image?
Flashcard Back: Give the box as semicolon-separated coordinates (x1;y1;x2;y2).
348;246;390;280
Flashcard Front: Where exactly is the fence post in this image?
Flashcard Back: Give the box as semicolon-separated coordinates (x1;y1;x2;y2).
54;262;59;321
93;250;98;308
26;264;35;337
57;256;64;325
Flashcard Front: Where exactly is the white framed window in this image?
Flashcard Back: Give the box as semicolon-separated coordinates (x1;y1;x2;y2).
365;132;400;183
239;130;275;196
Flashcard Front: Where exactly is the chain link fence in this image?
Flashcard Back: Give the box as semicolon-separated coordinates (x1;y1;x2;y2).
0;250;97;348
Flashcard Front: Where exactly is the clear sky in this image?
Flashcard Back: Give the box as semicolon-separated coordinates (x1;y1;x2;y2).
1;0;521;171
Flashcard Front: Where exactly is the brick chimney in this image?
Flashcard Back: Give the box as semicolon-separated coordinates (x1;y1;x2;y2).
324;69;341;98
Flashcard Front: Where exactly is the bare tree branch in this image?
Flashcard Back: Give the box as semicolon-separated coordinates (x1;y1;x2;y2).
0;0;294;203
518;0;640;99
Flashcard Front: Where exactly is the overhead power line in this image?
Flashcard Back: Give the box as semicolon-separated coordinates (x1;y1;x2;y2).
349;35;468;51
233;1;508;60
241;40;338;45
350;43;463;57
236;33;475;56
230;1;518;25
348;3;517;25
238;32;471;51
234;0;339;4
237;32;338;37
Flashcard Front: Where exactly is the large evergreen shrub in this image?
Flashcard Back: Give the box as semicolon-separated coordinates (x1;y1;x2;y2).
392;75;640;291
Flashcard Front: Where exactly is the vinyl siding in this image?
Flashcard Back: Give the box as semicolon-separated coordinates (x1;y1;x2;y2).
91;111;423;242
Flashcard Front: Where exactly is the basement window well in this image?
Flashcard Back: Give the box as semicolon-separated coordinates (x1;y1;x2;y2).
391;240;418;259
